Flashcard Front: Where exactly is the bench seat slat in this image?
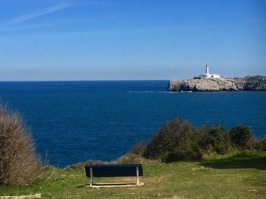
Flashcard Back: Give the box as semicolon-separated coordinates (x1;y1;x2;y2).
85;164;143;177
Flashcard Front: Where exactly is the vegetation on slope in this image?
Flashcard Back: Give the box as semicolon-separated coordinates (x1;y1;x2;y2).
0;151;266;199
141;117;265;162
0;106;265;198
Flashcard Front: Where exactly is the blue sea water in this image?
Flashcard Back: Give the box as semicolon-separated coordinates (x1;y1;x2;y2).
0;81;265;168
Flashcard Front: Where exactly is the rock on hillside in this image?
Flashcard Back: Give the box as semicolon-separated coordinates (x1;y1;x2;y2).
168;76;266;92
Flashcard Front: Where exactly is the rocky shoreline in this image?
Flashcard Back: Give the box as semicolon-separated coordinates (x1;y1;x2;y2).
168;75;266;92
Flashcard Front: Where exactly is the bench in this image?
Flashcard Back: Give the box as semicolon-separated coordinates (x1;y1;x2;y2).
85;164;143;187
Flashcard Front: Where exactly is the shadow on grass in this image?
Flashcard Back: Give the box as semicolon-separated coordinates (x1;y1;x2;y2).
200;153;266;170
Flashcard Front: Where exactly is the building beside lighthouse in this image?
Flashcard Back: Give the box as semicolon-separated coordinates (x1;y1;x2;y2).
198;64;221;78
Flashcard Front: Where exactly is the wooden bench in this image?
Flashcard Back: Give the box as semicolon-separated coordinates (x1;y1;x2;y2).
85;164;143;187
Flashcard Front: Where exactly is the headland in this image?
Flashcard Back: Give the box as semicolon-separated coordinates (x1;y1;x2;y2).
168;65;266;92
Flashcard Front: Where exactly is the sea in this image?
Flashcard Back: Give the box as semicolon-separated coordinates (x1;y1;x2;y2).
0;80;265;168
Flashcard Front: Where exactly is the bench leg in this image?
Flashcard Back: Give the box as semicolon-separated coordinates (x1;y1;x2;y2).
136;167;140;186
90;168;93;186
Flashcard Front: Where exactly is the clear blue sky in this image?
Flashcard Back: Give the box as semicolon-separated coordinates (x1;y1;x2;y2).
0;0;265;80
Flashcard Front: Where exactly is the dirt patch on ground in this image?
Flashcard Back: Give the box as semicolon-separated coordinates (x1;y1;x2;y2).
0;193;41;199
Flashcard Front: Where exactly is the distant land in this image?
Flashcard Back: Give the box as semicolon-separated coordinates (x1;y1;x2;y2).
168;65;266;92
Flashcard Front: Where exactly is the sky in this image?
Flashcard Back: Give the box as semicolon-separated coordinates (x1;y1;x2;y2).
0;0;265;81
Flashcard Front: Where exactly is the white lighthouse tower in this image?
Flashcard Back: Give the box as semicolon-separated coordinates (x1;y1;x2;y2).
198;64;221;78
206;64;210;75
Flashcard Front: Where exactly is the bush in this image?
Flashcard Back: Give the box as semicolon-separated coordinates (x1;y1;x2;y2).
229;125;253;150
143;117;198;162
132;117;261;162
253;136;266;151
143;118;235;162
0;105;43;186
198;125;232;156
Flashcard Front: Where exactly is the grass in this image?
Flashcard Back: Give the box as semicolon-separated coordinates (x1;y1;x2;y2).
0;151;265;199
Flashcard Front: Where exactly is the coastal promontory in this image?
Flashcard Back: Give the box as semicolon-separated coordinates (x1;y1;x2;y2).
168;65;266;92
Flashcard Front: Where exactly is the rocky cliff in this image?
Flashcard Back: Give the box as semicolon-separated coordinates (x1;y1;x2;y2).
168;76;266;92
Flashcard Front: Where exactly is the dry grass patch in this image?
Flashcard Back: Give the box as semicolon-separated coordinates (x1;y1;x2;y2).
0;105;43;186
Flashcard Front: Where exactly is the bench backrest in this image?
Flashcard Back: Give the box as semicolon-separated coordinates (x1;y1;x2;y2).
85;164;143;177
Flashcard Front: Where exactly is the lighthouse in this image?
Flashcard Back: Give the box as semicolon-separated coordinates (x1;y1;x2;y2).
198;64;221;79
206;64;210;75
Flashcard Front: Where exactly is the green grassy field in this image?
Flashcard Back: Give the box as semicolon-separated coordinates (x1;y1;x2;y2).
1;151;265;199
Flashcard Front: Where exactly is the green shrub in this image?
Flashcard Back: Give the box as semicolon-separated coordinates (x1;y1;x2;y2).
253;136;266;151
198;126;232;156
143;117;198;162
229;125;253;150
0;105;43;186
142;118;243;162
139;118;263;162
